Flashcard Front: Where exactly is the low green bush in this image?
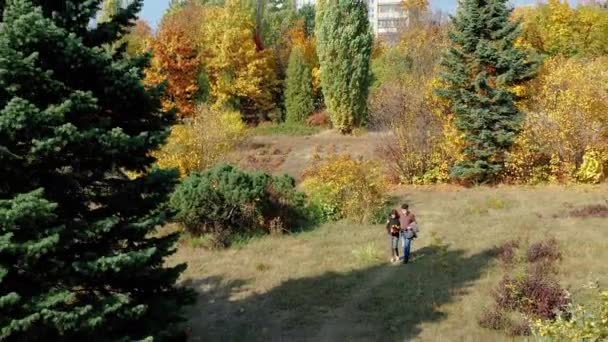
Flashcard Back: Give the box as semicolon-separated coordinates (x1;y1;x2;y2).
170;165;310;247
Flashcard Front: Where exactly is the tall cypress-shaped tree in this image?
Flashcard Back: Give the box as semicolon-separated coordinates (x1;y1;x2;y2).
316;0;372;134
0;0;193;340
436;0;538;183
285;46;313;124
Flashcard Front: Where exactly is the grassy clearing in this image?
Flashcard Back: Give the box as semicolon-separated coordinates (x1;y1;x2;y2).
171;185;608;341
249;122;321;136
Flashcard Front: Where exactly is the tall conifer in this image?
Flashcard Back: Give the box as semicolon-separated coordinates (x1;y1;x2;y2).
437;0;538;183
0;0;193;340
285;46;314;124
316;0;372;134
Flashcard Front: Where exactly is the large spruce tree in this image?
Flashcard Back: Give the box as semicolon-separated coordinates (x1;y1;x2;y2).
285;46;313;124
315;0;372;134
0;0;193;340
437;0;538;183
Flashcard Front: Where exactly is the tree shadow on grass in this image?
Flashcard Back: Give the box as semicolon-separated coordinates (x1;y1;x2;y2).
183;244;497;342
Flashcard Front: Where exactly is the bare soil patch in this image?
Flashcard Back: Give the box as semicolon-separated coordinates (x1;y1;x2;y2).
228;130;389;179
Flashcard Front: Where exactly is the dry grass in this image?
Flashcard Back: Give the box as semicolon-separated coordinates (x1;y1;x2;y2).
170;185;608;341
226;130;387;180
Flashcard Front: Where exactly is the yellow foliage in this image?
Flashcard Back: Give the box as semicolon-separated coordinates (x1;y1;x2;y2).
199;1;278;119
424;76;465;164
544;0;577;55
287;20;318;70
532;57;607;160
514;0;608;57
533;290;608;341
154;106;246;177
506;56;608;184
576;148;608;184
403;0;429;12
301;154;388;223
311;67;322;99
123;20;153;57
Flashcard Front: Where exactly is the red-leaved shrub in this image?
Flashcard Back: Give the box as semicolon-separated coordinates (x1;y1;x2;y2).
478;308;507;330
306;111;331;128
506;320;531;337
527;238;561;263
481;237;570;336
494;273;569;320
496;240;519;265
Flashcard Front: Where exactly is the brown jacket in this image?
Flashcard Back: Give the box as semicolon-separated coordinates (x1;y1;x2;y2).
399;211;416;230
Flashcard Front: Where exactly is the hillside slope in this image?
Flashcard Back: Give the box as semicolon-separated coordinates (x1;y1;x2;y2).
228;130;388;179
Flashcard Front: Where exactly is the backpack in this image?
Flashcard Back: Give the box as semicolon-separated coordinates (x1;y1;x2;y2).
410;222;420;233
409;222;420;239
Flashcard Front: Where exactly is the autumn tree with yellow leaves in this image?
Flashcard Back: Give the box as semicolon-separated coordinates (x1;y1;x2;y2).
504;1;608;183
200;0;279;121
514;0;608;57
123;20;153;57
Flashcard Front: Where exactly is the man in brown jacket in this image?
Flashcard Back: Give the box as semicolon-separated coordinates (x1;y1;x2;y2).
399;203;417;264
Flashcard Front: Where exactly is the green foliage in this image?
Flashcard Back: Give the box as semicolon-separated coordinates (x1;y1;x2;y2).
285;46;314;124
436;0;539;183
371;46;413;88
170;165;310;247
297;4;315;37
0;0;193;340
261;0;298;49
315;0;373;134
369;198;399;225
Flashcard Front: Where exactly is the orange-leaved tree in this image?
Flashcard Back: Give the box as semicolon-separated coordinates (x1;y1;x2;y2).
146;3;204;117
285;19;321;105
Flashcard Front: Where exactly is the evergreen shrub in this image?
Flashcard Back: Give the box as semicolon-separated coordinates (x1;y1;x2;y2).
170;165;309;247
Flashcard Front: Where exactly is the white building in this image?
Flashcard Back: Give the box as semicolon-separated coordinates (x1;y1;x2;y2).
295;0;315;8
295;0;408;43
369;0;408;43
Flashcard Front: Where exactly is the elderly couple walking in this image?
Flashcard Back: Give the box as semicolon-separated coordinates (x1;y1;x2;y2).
385;203;418;264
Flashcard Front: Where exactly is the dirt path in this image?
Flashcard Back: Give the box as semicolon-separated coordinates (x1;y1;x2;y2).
228;130;389;179
314;265;398;342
